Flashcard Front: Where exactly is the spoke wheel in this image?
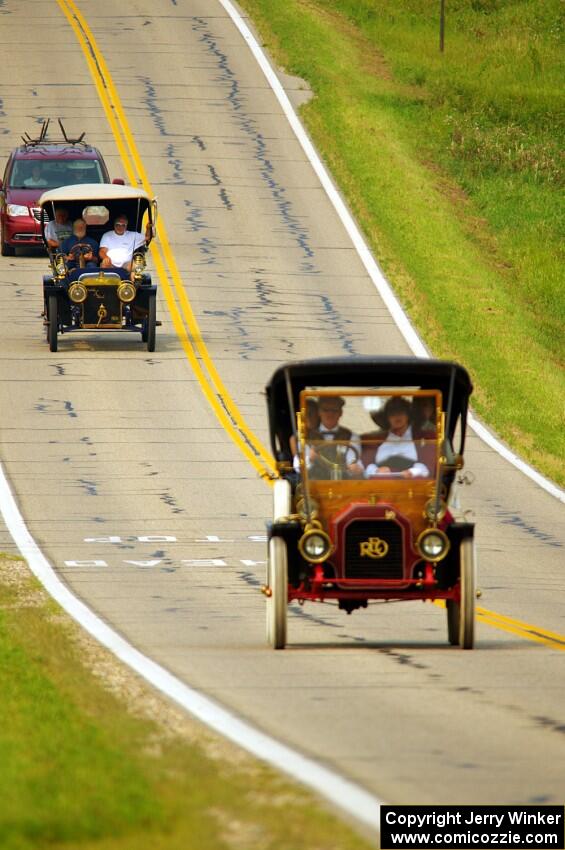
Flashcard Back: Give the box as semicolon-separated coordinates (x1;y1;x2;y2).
145;293;156;352
47;294;58;352
459;538;476;649
266;537;288;649
446;538;476;649
446;599;459;646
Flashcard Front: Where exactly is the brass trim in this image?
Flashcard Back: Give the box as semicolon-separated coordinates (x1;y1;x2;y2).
117;281;136;303
79;272;124;287
82;324;123;330
423;497;447;522
298;528;333;564
359;536;390;559
68;282;87;303
416;528;450;563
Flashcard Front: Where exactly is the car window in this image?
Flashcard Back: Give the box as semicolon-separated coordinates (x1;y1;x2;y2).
9;159;105;189
299;389;441;486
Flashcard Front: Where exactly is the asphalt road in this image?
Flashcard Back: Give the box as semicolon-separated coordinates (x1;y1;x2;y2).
0;0;564;813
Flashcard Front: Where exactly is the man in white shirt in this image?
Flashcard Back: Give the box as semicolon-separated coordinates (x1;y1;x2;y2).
364;397;430;479
99;214;151;272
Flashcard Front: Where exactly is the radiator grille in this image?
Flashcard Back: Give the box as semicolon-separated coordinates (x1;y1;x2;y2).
31;207;48;222
83;286;122;327
344;520;404;579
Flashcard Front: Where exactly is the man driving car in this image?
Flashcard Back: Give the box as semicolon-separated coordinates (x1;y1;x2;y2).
61;218;99;270
306;396;363;479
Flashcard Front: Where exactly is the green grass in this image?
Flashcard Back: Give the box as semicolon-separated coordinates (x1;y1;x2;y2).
238;0;565;484
0;555;374;850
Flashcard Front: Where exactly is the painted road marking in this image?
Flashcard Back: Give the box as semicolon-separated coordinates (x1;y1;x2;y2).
217;0;565;505
57;0;275;483
0;462;381;830
0;0;558;832
56;0;563;646
477;607;565;652
81;535;266;544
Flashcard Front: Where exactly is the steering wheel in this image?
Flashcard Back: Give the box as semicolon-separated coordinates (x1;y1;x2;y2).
68;242;94;259
313;440;360;480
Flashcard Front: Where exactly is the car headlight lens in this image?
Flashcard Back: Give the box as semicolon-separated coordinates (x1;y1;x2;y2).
7;204;29;217
417;529;450;563
298;529;332;563
117;281;136;303
68;282;87;303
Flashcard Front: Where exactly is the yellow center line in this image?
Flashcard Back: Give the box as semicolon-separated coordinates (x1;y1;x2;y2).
56;0;564;654
476;606;565;651
57;0;276;481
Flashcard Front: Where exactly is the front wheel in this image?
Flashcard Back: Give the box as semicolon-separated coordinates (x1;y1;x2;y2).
266;537;288;649
445;538;476;649
446;599;459;646
47;294;58;352
145;294;156;352
1;226;15;257
459;538;476;649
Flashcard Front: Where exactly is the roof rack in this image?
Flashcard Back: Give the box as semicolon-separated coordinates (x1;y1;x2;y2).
21;119;87;147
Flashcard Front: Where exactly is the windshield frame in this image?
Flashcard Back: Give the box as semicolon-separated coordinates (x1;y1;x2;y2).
298;388;444;495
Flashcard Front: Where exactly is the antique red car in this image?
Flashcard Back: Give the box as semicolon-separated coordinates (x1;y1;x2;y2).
263;357;476;649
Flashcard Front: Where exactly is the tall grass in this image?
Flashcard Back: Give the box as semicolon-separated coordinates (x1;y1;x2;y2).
0;556;374;850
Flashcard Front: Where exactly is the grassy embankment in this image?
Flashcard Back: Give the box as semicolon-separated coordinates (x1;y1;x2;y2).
0;555;373;850
238;0;564;485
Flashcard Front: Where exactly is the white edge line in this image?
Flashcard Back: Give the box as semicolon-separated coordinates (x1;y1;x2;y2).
0;1;559;839
0;463;381;831
220;0;565;505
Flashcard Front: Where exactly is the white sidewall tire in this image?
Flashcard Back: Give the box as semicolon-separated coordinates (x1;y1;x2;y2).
446;599;459;646
459;537;476;649
266;537;288;649
273;478;291;521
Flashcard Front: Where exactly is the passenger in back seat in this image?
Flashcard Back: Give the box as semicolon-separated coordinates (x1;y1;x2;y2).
364;397;431;479
413;396;437;435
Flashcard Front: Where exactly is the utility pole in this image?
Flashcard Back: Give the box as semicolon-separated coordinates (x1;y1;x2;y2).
440;0;446;52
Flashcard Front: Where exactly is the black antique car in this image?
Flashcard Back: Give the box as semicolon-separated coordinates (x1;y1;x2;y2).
263;357;477;649
39;184;157;351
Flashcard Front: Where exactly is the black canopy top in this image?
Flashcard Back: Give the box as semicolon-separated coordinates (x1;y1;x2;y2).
266;356;473;458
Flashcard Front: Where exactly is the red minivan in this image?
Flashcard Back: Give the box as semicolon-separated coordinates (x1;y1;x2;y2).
0;121;122;255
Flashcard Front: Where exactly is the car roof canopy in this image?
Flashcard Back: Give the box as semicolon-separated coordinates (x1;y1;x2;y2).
266;356;473;457
39;184;151;205
38;184;153;229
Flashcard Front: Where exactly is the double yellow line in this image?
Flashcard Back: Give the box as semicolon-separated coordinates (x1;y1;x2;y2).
477;606;565;651
57;0;276;481
57;0;565;654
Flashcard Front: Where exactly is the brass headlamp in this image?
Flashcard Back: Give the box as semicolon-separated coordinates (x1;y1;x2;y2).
298;526;333;563
131;252;146;280
68;282;87;303
53;254;67;279
416;528;450;563
117;281;136;303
